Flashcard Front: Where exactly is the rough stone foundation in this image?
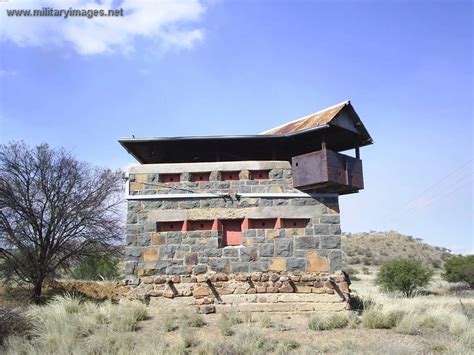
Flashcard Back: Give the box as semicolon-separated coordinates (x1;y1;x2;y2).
123;270;351;313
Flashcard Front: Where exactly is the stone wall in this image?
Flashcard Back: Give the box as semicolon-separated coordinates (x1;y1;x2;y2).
124;161;342;287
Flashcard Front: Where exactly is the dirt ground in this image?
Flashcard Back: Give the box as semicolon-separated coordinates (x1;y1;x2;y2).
134;272;471;354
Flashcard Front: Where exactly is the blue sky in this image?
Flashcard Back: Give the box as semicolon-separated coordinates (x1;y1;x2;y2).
0;0;472;253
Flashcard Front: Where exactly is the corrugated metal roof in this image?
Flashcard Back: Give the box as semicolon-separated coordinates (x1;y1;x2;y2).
261;101;349;135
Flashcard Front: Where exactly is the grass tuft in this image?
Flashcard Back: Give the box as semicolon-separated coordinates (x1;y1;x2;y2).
259;314;275;328
308;312;349;331
361;307;403;329
162;313;178;332
178;309;206;328
219;311;244;336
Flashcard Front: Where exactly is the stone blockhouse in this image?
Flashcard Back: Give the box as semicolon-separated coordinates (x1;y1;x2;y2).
119;101;372;311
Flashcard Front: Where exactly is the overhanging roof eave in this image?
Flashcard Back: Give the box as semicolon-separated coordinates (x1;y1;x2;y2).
117;124;332;144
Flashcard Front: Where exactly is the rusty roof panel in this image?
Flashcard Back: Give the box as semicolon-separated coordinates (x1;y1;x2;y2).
261;101;348;135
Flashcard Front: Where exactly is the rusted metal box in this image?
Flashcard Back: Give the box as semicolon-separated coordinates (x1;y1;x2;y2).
291;149;364;194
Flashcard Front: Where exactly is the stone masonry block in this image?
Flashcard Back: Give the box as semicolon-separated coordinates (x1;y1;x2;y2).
266;229;283;239
178;200;200;209
124;262;136;275
184;252;198;265
294;236;319;250
258;244;275;257
330;225;342;235
275;239;293;257
249;261;269;272
159;245;176;259
294;250;306;258
204;248;223;257
127;212;137;224
125;247;142;260
127;224;144;235
305;251;329;273
151;233;165;245
313;224;331;235
223;248;239;258
209;258;230;273
167;266;190;275
319;215;340;224
206;238;219;249
193;264;208;274
328;249;342;272
269;169;283;179
126;235;137;246
286;258;305;271
143;222;156;232
320;235;341;249
270;258;287;272
243;230;257;238
137;234;151;247
143;247;159;262
231;262;250;273
155;261;169;274
240;247;258;262
162;201;178;209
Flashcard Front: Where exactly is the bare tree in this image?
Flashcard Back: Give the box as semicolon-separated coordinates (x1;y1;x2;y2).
0;142;124;303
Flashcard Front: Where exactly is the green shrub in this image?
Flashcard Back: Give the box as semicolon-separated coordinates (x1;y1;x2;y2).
376;259;433;297
70;253;120;281
442;255;474;287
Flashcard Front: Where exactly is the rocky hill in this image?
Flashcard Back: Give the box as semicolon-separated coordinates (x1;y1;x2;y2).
342;230;452;269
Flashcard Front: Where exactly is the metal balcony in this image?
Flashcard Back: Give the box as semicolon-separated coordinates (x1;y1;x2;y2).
291;149;364;195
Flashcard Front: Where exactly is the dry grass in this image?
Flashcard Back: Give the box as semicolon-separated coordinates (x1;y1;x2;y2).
3;294;150;354
351;273;474;353
3;272;474;354
0;305;30;345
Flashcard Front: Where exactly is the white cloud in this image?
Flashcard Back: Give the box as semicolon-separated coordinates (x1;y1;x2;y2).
0;69;17;77
0;0;206;55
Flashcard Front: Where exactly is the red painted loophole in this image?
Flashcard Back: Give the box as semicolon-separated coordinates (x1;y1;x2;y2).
250;170;270;180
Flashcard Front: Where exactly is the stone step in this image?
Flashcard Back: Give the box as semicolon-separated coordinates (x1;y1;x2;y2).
215;302;347;313
217;293;344;304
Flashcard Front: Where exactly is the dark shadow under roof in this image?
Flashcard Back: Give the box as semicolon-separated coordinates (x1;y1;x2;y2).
119;101;373;164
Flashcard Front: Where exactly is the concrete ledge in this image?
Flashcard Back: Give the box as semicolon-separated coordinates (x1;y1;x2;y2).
147;205;327;221
129;160;291;174
127;192;338;200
